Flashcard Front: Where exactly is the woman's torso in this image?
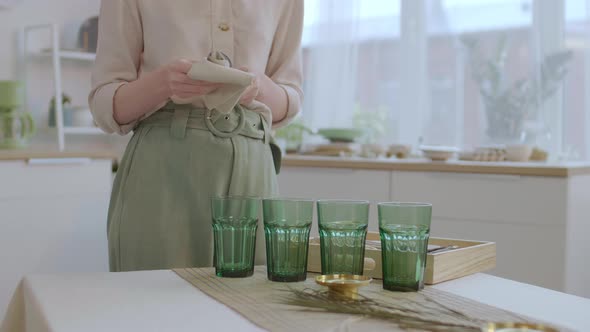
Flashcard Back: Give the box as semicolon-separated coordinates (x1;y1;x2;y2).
138;0;283;76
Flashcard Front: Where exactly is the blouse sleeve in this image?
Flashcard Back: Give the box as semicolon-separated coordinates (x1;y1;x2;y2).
88;0;143;135
265;0;304;129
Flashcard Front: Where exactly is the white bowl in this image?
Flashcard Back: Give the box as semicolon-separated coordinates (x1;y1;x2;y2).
360;143;386;158
420;145;460;161
387;144;412;159
70;106;95;127
505;144;533;162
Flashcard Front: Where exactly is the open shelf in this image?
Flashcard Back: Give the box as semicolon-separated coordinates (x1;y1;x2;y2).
23;23;100;150
35;49;96;62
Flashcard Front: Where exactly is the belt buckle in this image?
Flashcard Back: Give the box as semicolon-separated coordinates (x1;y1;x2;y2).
205;107;246;138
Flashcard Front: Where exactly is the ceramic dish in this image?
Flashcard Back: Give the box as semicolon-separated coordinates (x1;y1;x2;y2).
317;128;364;143
505;144;533;162
387;144;412;159
459;146;507;162
420;145;460;161
359;143;386;158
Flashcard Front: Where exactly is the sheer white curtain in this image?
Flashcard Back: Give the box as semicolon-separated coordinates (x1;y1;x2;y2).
301;0;465;147
301;0;401;144
303;0;360;129
300;0;590;160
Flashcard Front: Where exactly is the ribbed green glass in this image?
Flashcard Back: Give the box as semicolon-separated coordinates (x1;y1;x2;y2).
263;198;314;282
211;196;260;278
378;202;432;292
317;200;369;275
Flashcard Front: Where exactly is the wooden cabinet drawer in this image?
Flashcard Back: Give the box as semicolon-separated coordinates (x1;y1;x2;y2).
391;171;566;226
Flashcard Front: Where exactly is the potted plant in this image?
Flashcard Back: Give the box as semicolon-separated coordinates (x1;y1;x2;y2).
274;118;314;153
48;93;72;127
462;35;572;144
352;104;388;144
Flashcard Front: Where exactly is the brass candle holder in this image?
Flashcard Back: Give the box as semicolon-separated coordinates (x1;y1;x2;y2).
482;322;560;332
315;274;372;300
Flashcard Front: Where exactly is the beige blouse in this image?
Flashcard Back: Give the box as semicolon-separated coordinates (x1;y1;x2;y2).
89;0;304;135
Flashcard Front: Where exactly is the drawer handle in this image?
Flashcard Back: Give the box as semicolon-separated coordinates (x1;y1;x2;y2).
27;158;92;166
309;168;356;175
428;173;521;182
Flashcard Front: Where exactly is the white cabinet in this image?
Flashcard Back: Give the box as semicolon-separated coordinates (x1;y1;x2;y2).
427;217;565;290
396;171;590;296
564;175;590;297
278;167;390;235
278;164;590;297
0;159;111;318
389;171;590;296
391;172;566;225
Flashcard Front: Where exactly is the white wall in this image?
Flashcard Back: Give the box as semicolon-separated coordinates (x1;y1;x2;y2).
0;0;99;78
0;0;129;151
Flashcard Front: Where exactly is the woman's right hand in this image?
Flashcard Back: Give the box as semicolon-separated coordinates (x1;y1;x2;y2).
160;58;222;99
112;58;222;126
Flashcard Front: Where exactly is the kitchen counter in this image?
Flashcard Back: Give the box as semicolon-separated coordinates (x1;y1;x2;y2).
0;146;119;161
3;144;589;177
279;155;590;297
283;154;590;177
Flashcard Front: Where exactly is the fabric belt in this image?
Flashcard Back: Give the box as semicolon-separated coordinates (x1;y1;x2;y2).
136;102;281;174
139;102;270;144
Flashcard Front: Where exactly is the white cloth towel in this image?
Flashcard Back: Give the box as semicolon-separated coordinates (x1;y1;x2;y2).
183;51;255;114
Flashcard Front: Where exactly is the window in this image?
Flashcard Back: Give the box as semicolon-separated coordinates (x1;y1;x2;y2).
300;0;589;160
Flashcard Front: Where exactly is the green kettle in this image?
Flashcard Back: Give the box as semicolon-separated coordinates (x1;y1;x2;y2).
0;109;35;149
0;81;35;149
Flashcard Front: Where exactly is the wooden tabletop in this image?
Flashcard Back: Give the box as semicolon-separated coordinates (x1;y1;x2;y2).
282;155;590;177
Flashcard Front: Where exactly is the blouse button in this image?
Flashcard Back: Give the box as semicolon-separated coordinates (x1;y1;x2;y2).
218;23;230;32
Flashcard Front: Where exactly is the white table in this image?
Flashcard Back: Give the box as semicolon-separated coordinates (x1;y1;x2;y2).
1;270;589;332
0;159;111;317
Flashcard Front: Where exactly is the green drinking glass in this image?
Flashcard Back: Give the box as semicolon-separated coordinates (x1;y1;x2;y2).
211;196;260;278
317;200;369;275
263;198;314;282
378;202;432;292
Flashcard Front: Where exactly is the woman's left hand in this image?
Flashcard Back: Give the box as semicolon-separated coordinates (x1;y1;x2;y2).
237;67;289;123
238;67;260;105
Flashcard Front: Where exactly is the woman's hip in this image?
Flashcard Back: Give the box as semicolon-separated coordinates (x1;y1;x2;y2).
113;104;280;206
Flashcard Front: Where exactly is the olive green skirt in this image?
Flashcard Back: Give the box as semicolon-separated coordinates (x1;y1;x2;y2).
108;104;280;272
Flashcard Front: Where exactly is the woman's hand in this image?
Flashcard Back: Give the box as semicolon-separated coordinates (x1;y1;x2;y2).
237;67;288;123
161;58;222;99
112;58;222;126
238;67;260;105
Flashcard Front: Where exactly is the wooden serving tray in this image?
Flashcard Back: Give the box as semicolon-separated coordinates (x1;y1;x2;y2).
307;232;496;285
